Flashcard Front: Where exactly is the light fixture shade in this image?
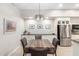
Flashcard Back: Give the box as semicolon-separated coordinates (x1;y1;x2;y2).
35;14;44;20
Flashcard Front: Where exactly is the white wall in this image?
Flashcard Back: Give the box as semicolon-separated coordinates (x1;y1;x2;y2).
25;19;55;34
0;4;24;56
70;17;79;24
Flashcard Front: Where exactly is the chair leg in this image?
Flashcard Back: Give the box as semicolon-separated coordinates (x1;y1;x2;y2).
23;54;24;56
55;53;57;56
23;52;25;56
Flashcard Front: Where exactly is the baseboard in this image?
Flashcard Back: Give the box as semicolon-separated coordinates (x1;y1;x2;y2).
8;45;23;56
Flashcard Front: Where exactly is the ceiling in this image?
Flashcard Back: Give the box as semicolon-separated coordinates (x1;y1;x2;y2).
13;3;79;10
12;3;79;18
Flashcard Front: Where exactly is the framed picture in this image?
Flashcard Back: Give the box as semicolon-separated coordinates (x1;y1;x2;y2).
37;24;43;29
3;18;16;33
29;24;35;29
45;24;51;29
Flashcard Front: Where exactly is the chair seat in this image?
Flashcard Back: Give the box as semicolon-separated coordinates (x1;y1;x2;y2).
24;48;30;53
48;50;54;54
30;47;48;56
48;48;55;54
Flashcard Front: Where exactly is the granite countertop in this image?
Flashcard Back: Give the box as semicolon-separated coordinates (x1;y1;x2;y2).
22;34;54;35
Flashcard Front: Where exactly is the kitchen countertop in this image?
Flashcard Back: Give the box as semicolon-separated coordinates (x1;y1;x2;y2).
22;34;55;35
72;39;79;44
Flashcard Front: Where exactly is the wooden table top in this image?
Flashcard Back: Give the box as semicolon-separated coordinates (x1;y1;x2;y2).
25;39;54;49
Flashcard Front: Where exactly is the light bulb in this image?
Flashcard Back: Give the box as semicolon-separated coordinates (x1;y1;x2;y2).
59;4;63;7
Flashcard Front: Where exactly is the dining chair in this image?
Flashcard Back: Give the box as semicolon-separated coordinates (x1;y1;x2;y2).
48;38;59;56
30;47;48;56
21;37;29;56
35;34;42;39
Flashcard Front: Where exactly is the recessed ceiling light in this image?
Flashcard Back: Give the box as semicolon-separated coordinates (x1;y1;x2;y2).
45;17;49;20
75;4;79;7
46;17;48;18
29;17;33;19
59;4;63;7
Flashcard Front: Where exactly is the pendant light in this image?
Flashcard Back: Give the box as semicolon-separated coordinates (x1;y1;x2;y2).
35;3;44;20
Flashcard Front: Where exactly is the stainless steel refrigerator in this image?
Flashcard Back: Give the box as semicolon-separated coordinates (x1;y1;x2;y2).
57;21;71;47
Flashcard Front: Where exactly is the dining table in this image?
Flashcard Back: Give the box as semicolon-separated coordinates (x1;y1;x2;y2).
25;39;54;49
